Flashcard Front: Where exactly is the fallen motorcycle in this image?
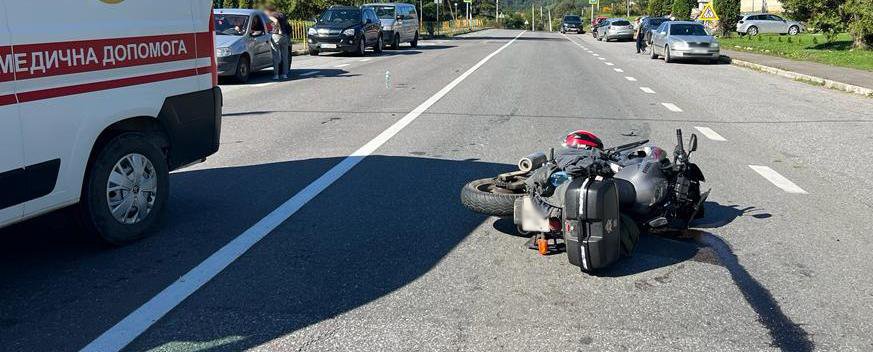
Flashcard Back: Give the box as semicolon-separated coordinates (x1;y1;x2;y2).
460;129;709;273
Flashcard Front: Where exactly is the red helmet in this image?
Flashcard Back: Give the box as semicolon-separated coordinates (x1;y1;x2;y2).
563;130;603;150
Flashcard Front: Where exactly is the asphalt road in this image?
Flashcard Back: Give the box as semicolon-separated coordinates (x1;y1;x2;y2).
2;29;873;352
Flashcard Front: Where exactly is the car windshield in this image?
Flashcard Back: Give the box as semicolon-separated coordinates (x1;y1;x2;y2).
369;6;396;19
564;16;581;23
670;24;708;35
612;20;631;26
318;9;361;24
214;14;249;36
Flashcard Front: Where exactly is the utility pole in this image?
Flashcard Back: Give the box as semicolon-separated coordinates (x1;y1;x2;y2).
437;0;440;36
496;0;499;26
548;8;552;32
540;6;544;31
531;3;535;31
627;0;630;17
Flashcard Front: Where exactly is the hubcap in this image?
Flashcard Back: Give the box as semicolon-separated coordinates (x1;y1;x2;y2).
106;153;157;225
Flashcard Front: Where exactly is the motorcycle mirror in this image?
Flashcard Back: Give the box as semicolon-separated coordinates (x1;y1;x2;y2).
689;134;698;152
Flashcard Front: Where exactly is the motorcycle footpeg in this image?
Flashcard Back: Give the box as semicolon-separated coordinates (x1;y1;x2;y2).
648;217;668;228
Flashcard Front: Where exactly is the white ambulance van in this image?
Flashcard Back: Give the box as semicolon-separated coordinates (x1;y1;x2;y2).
0;0;221;243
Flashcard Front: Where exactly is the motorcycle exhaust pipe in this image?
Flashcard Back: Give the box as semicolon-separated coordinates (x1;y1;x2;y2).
518;152;547;172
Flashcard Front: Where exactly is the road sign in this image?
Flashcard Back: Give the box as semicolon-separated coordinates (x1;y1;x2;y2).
589;0;597;4
698;3;719;21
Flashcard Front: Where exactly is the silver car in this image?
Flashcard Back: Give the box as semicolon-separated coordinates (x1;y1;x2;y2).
650;21;720;64
596;18;634;42
737;13;804;36
214;9;276;83
363;3;419;49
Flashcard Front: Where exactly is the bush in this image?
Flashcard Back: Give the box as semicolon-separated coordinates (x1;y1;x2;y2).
671;0;697;20
713;0;741;35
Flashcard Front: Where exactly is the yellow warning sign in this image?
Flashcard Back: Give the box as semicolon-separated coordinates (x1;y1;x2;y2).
698;3;719;21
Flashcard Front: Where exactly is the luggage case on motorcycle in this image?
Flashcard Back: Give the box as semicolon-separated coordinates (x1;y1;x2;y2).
562;177;622;272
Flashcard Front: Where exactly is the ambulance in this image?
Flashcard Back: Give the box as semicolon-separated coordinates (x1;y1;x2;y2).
0;0;221;243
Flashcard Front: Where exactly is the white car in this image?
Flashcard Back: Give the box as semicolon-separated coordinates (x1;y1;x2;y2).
0;0;221;243
737;13;804;36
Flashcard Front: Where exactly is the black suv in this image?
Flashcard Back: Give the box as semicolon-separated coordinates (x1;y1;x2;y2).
561;15;584;34
308;5;383;56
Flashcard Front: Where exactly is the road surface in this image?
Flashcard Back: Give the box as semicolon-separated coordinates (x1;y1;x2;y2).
2;29;873;351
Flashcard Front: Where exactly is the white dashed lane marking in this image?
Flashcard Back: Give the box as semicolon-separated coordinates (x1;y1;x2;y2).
598;57;606;60
613;68;624;72
694;126;727;141
605;62;614;66
661;103;683;112
592;53;599;56
749;165;808;194
639;87;655;94
624;76;637;81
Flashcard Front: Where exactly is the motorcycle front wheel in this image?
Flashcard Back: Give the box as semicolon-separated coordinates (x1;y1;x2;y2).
460;178;525;216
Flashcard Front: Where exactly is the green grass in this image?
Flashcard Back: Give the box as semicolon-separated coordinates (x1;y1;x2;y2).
719;33;873;72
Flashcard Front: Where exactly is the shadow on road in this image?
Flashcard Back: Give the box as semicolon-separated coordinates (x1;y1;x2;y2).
0;155;514;351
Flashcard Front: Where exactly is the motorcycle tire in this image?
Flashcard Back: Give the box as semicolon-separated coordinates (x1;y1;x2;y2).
460;178;524;216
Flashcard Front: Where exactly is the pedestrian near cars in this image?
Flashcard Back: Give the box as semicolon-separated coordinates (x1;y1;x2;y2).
635;22;646;53
266;5;292;80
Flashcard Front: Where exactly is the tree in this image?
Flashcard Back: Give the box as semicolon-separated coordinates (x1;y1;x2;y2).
712;0;740;35
222;0;238;8
670;0;696;19
845;0;873;49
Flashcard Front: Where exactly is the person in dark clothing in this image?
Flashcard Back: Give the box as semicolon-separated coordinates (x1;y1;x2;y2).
635;20;646;54
266;6;292;80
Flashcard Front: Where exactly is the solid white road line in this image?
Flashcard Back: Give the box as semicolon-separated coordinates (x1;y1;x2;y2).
661;103;683;112
694;126;727;141
639;87;655;94
335;63;350;68
749;165;808;194
80;30;528;352
613;68;624;72
605;62;614;66
624;76;637;81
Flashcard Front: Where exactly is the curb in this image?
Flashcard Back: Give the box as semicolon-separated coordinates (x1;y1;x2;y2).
730;58;873;98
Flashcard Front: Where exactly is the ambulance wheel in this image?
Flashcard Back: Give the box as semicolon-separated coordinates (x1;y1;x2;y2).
460;178;524;217
78;132;169;244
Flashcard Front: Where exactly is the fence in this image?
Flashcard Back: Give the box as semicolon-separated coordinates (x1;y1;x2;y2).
422;19;487;37
290;20;314;49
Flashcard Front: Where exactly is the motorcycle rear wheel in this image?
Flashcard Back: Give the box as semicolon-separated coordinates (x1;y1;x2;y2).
461;178;524;216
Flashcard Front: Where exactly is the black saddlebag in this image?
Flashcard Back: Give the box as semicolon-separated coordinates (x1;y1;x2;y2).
562;177;622;273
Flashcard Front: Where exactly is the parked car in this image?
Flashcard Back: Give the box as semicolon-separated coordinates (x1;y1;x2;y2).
363;3;419;49
737;13;804;36
307;6;384;56
214;9;276;83
560;15;584;34
0;0;221;243
591;16;608;38
651;21;720;64
639;16;670;44
596;18;634;42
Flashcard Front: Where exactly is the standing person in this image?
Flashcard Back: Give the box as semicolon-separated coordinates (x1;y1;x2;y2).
635;19;646;54
266;5;292;80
